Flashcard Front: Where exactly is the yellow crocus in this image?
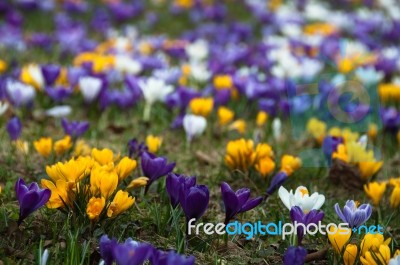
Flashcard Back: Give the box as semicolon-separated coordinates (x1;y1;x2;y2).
361;233;391;256
368;123;378;140
361;244;391;265
91;148;117;165
146;135;162;153
358;161;383;180
328;226;351;254
280;155;302;176
217;106;234;126
0;59;7;73
332;144;349;162
229;119;246;134
213;75;233;89
306;118;326;144
15;140;29;155
174;0;194;9
41;179;71;209
337;57;355;74
46;157;90;183
107;190;135;218
364;182;387;206
73;140;91;157
256;111;268;127
303;22;338;36
253;143;274;161
127;177;149;189
86;197;105;220
115;157;137;181
390;185;400;208
33;137;53;158
189;97;214;117
343;244;358;265
329;127;342;137
54;136;72;156
255;157;276;177
90;165;118;198
20;64;44;90
225;139;255;172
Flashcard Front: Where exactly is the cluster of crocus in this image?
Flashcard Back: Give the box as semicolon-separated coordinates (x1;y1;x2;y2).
40;148;144;221
364;177;400;208
99;235;195;265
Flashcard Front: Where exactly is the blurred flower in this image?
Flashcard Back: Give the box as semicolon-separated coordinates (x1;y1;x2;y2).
45;105;72;118
229;119;246;134
78;76;102;103
322;136;343;164
41;64;61;86
255;156;276;177
266;171;288;196
356;67;383;86
225;139;255;172
360;243;391;265
15;140;29;155
7;116;22;141
86;197;105;220
146;135;162;153
280;155;302;176
73;140;91;157
307;118;326;144
107;190;135;218
141;152;175;189
368;123;378;140
328;226;351;254
221;182;262;224
115;157;137;181
256;111;268;127
364;182;386;206
179;184;209;222
283;246;307;265
343;244;358;265
183;114;207;142
185;39;208;61
189;97;213;117
20;64;44;90
361;233;391;257
213;75;233;89
127;177;149;189
0;59;7;73
218;106;234;126
34;137;53;158
92;148;118;165
272;118;281;140
290;206;324;244
127;138;148;158
54;135;72;155
0;101;9;116
334;200;372;228
278;186;325;212
15;178;50;225
390;185;400;208
61;118;89;138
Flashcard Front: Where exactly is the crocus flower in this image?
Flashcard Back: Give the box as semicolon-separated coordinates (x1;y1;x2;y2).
99;235;118;265
0;101;9;116
221;182;262;224
127;138;148;158
6;79;36;107
334;200;372;228
328;226;352;254
179;184;209;223
290;206;324;244
41;64;60;86
15;178;51;225
364;182;386;206
322;136;343;165
166;173;196;208
278;186;325;212
33;137;53;158
151;249;196;265
343;244;358;265
146;135;162;153
183;114;207;142
45;105;72;118
389;255;400;265
141;152;175;190
272;118;281;140
78;76;102;103
266;171;288;196
107;190;135;218
61;118;90;138
7;116;22;141
283;246;307;265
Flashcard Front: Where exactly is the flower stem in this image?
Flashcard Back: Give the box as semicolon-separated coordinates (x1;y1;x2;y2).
143;103;152;122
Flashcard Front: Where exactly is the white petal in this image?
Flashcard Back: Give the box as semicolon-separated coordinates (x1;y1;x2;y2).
278;186;292;210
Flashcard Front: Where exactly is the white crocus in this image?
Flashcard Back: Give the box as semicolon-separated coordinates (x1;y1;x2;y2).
26;64;45;89
138;77;173;121
272;118;281;140
389;255;400;265
355;67;384;86
278;186;325;212
78;76;102;103
190;63;211;82
358;135;368;149
40;249;49;265
0;101;9;116
185;39;209;61
183;114;207;142
115;56;142;74
6;79;36;106
45;105;72;118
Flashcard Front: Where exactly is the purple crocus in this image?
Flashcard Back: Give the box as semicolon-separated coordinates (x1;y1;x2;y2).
166;173;196;208
61;118;89;138
15;178;51;225
266;171;288;197
290;206;325;245
283;246;307;265
179;184;209;223
99;235;118;265
334;200;372;228
7;116;22;141
141;152;176;190
322;136;343;165
127;138;148;158
41;64;60;86
221;182;262;224
151;250;195;265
